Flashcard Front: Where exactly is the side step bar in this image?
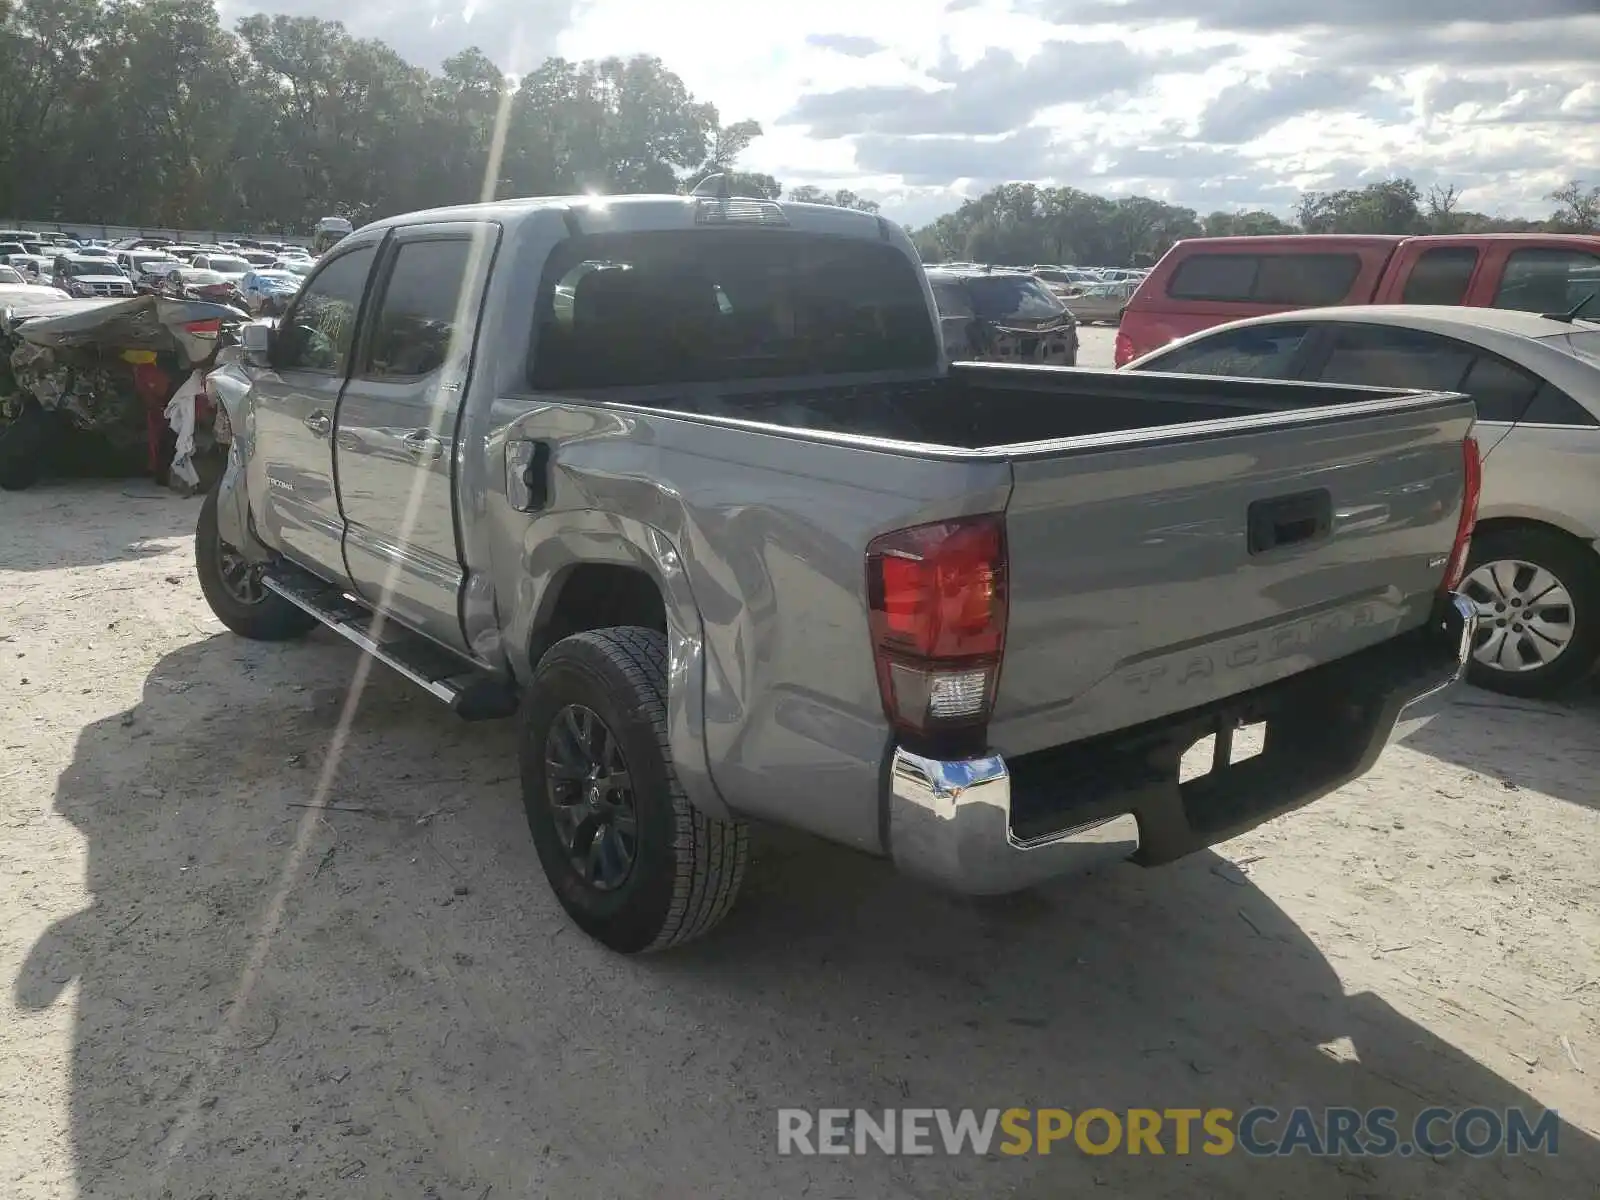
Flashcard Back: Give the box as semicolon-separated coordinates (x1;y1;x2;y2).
263;566;518;721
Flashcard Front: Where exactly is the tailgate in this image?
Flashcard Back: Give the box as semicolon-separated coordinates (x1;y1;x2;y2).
990;393;1475;757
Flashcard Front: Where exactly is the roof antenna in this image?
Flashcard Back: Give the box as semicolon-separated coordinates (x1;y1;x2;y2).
691;173;731;200
1541;289;1597;324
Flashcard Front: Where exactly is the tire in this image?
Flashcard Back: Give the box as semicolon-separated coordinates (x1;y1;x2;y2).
521;627;748;952
194;479;317;641
0;404;55;491
1460;526;1600;698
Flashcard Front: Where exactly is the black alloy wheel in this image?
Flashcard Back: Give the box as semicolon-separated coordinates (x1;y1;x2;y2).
543;703;639;891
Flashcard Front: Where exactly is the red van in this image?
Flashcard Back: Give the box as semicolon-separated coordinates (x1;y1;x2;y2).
1114;232;1600;366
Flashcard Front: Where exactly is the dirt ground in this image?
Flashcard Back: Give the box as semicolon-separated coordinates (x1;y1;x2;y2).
2;480;1597;1200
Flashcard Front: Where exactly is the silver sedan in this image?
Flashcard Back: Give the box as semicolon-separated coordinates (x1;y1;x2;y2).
1125;302;1600;698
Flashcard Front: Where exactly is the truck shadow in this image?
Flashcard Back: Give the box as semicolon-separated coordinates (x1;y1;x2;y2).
14;635;1595;1199
1400;684;1600;813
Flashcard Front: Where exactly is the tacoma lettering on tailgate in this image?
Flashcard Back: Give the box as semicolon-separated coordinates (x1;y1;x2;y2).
1122;603;1380;696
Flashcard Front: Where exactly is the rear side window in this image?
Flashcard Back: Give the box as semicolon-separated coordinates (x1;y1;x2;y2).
364;238;473;379
530;231;938;389
1401;248;1478;305
1167;253;1361;305
1457;354;1542;423
1494;248;1600;314
1521;381;1598;427
1318;325;1475;394
1140;323;1311;380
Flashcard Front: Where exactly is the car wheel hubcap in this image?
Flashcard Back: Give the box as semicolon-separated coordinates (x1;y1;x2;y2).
1462;558;1575;673
217;542;267;605
544;704;638;891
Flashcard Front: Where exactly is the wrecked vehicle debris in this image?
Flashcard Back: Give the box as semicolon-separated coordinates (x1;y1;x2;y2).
0;294;244;492
925;266;1079;366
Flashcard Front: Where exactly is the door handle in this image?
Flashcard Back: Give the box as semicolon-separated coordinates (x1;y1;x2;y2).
304;411;331;437
403;429;444;459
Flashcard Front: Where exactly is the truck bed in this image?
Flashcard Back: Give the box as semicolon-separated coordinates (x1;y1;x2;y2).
609;361;1432;450
582;362;1475;759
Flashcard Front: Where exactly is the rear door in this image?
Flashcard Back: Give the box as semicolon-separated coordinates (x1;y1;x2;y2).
990;388;1475;756
246;240;380;578
333;222;497;653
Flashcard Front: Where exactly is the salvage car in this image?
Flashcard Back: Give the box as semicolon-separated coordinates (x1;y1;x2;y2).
52;255;135;298
119;250;183;292
162;266;246;307
0;294;241;490
0;265;69;305
926;266;1079;364
240;269;302;315
197;187;1480;952
1061;279;1139;325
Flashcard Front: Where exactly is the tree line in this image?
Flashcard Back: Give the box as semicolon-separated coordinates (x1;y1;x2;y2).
2;0;1595;261
0;0;826;232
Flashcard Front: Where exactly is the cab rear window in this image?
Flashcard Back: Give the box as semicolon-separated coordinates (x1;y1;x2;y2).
530;230;938;389
1166;253;1362;305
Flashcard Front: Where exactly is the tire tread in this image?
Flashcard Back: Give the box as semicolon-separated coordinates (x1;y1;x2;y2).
559;626;748;950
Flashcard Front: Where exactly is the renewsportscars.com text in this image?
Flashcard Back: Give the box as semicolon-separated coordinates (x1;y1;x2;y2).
777;1106;1561;1158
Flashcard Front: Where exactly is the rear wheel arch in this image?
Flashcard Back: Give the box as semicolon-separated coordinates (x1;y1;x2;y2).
528;561;668;671
1470;514;1600;552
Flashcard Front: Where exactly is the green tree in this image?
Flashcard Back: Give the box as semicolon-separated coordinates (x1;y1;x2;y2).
786;184;880;213
1547;180;1600;232
1201;210;1296;237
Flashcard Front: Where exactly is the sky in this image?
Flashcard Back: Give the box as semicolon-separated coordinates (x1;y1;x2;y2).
227;0;1600;229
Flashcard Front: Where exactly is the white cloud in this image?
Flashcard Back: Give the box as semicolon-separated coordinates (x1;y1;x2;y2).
238;0;1600;228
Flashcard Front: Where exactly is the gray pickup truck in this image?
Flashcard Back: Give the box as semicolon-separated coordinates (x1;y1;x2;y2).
197;190;1481;953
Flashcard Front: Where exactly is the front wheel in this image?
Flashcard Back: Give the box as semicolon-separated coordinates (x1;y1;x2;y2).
1460;526;1600;698
194;479;317;641
521;627;748;952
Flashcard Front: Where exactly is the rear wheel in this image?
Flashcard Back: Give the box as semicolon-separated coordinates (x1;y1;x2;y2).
1460;526;1600;698
194;479;316;641
521;627;748;952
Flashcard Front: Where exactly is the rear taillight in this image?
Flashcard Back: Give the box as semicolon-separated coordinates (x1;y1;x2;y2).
1442;434;1482;593
1114;328;1135;367
867;514;1008;741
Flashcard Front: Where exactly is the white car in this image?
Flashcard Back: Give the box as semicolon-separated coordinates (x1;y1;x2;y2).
0;264;69;305
1127;303;1600;697
53;255;135;298
190;252;252;283
4;253;53;282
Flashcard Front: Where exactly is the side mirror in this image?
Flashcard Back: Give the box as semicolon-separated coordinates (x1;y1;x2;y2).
241;320;274;369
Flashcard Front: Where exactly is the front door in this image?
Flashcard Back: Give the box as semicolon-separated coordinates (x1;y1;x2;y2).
247;241;380;578
333;224;496;653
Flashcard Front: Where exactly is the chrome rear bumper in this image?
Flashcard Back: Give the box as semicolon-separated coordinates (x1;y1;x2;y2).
886;593;1477;896
889;750;1140;895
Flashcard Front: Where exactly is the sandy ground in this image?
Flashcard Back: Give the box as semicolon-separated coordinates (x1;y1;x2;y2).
1078;324;1117;368
2;480;1598;1200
